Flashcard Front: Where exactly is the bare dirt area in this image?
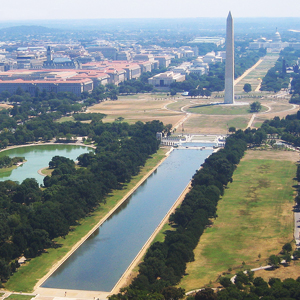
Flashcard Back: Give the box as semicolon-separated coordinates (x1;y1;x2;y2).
0;103;13;109
256;101;299;121
243;149;299;163
87;95;298;134
88;96;184;125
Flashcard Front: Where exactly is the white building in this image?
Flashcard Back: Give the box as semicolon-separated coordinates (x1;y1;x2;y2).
249;30;289;52
148;71;185;87
189;37;225;46
172;62;192;75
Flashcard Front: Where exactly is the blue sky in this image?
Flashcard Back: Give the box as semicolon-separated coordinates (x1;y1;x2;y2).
1;0;300;20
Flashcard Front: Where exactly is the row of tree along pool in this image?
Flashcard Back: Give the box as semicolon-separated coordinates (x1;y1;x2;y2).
0;144;214;292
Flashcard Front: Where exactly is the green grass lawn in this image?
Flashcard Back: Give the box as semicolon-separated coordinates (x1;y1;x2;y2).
4;148;168;292
184;115;250;133
0;165;16;177
0;161;27;177
187;104;268;115
253;121;263;128
5;296;34;300
179;150;296;291
40;168;53;176
55;116;74;123
226;117;250;130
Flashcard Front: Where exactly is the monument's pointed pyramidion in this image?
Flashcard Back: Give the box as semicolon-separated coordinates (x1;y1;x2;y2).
224;11;235;104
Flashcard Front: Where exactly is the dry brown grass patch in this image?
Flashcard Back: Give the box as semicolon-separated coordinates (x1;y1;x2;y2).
244;150;299;162
254;262;300;282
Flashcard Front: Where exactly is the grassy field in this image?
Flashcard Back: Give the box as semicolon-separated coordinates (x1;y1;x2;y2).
179;150;297;292
182;114;251;134
235;54;279;93
88;96;184;126
187;103;268;115
0;165;17;177
5;295;34;300
0;161;27;177
4;148;168;292
254;260;300;282
40;168;53;176
55;116;74;123
78;53;294;136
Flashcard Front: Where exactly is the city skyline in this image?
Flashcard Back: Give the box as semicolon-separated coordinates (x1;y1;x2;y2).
0;0;300;21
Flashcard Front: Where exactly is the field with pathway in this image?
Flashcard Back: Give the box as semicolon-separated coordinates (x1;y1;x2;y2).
88;95;183;125
234;54;279;93
180;150;297;292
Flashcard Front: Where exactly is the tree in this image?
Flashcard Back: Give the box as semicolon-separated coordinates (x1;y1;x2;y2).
268;254;281;268
0;258;10;281
250;101;262;112
189;89;199;98
229;127;236;133
243;83;252;93
282;242;292;254
161;287;185;300
219;277;232;288
195;288;217;300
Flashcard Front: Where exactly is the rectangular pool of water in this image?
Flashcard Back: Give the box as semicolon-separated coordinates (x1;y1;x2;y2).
42;148;214;291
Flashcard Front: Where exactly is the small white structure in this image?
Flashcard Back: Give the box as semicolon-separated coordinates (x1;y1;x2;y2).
18;256;26;264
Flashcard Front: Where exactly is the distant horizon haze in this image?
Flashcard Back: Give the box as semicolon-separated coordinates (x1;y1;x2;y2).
0;0;300;21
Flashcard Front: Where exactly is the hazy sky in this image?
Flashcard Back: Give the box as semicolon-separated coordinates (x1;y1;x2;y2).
1;0;300;20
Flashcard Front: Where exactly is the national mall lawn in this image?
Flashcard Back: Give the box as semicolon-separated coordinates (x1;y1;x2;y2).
179;149;297;292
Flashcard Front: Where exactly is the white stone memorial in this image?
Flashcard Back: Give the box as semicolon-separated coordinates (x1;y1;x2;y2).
224;11;235;104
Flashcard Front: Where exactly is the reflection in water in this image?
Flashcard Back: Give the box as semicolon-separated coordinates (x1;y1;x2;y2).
42;147;214;292
107;196;132;220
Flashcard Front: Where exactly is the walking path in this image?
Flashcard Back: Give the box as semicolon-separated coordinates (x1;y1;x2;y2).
173;112;192;131
234;59;263;86
247;114;256;128
0;293;11;300
37;167;47;176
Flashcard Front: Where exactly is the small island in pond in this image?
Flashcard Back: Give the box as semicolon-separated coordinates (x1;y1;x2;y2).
0;155;25;170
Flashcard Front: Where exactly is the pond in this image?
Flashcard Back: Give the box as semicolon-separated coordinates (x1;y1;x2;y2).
0;144;93;185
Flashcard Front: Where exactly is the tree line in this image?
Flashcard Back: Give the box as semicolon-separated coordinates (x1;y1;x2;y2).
109;114;300;299
260;47;300;94
192;275;300;300
261;111;300;147
109;131;257;300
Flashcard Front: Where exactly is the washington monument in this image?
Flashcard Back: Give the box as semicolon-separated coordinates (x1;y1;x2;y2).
224;11;235;104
